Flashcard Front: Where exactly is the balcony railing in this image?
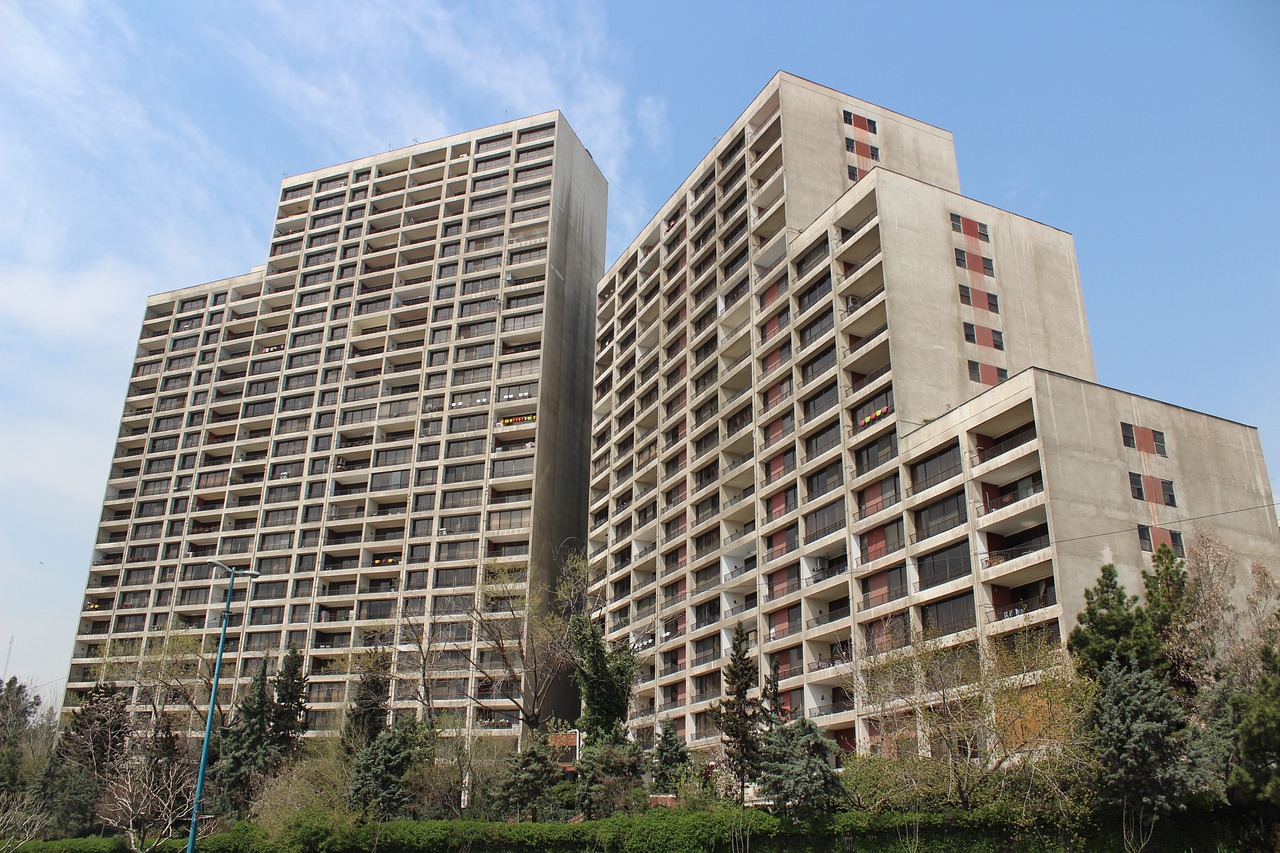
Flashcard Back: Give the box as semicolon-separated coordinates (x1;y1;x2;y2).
981;480;1045;515
991;589;1057;621
975;426;1037;464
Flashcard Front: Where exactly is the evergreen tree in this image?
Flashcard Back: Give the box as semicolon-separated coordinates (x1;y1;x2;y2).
347;717;430;820
1067;564;1163;679
650;718;691;793
575;738;642;818
1088;657;1201;850
343;649;391;753
211;664;279;818
1229;641;1280;823
495;734;563;821
37;685;130;837
569;614;638;745
757;718;843;821
270;648;308;758
760;657;784;729
0;677;41;794
709;622;763;801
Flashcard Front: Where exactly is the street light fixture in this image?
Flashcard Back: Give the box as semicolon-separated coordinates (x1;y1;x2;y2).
186;558;259;853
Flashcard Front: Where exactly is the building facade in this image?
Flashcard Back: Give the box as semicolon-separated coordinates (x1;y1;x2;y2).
587;73;1278;750
68;113;607;736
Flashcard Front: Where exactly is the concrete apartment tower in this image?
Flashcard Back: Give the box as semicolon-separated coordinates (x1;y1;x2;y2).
588;73;1278;750
69;113;607;736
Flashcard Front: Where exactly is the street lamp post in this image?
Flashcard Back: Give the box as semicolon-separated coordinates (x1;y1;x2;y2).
186;558;259;853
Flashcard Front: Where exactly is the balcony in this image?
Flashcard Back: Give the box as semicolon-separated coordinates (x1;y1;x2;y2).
991;589;1057;621
975;426;1037;465
981;479;1045;515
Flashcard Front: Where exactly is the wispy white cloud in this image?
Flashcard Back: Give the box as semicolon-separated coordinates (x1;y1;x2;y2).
0;0;665;687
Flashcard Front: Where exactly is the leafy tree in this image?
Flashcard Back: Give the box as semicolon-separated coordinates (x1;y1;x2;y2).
1067;564;1163;679
270;648;308;759
575;738;642;818
342;649;391;753
650;718;691;793
709;622;763;802
757;717;843;820
347;717;430;820
569;614;638;745
494;733;564;821
1229;640;1280;838
212;665;280;818
1088;657;1203;853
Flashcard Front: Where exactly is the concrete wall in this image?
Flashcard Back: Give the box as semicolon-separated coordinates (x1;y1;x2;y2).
1035;370;1280;627
529;113;607;724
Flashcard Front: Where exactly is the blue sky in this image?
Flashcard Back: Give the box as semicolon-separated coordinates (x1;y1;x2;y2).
0;0;1276;694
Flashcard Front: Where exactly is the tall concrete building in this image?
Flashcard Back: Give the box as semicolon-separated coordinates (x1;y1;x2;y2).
68;113;607;736
587;73;1278;750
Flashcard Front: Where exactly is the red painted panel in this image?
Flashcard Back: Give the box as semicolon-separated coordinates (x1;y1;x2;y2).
976;326;996;348
981;482;1002;506
1142;475;1164;505
833;727;857;751
866;572;889;596
979;363;1000;385
1136;427;1157;455
1151;527;1174;550
961;217;981;239
852;114;869;132
866;526;886;553
966;253;984;274
991;585;1012;610
855;140;872;158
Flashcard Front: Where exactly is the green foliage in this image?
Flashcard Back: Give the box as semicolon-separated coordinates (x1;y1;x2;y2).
1067;564;1163;679
494;735;565;822
1088;656;1200;846
649;719;690;794
36;686;130;838
270;649;308;760
708;622;763;801
1229;641;1280;813
346;718;431;820
569;615;637;745
757;718;843;820
575;739;642;819
213;665;281;818
342;650;391;754
0;678;42;795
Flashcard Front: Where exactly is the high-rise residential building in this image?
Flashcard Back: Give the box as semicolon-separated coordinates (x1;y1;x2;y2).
68;113;607;736
588;72;1279;750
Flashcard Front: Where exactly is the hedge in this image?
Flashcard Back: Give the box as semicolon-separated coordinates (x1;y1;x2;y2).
15;808;1252;853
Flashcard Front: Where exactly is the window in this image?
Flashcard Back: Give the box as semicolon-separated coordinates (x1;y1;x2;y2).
1162;480;1177;506
1121;422;1136;448
848;165;858;181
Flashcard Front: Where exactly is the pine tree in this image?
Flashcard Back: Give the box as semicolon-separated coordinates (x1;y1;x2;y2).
1067;564;1163;679
37;685;130;837
212;664;279;818
650;718;690;793
575;738;642;818
0;677;42;795
347;717;429;820
757;718;843;820
343;649;391;753
1089;656;1201;850
270;648;308;758
709;622;763;801
495;734;564;821
570;614;638;745
1229;642;1280;824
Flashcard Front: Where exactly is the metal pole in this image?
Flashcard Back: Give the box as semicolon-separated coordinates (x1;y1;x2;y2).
185;568;239;853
